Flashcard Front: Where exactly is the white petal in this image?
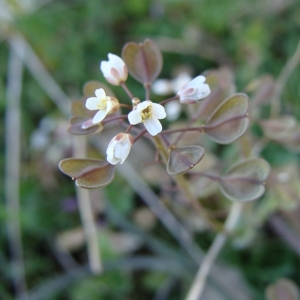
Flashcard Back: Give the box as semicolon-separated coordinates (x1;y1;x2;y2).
86;97;99;110
108;53;125;69
172;72;192;92
152;103;166;119
107;154;120;165
136;100;152;112
106;99;112;113
95;88;106;99
128;110;142;125
106;140;117;156
144;118;162;136
191;75;206;85
195;83;211;99
100;61;109;75
115;143;130;164
92;110;108;123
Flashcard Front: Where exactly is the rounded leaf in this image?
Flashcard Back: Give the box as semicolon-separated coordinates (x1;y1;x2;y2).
204;93;249;144
122;39;163;84
68;117;103;135
266;278;299;300
220;157;270;202
167;145;205;175
59;158;114;189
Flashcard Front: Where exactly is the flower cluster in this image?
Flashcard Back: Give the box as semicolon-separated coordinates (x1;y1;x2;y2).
83;50;211;165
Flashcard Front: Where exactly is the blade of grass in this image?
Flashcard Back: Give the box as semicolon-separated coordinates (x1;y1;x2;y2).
5;36;27;299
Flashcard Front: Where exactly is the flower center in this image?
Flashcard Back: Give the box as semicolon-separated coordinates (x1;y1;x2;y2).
141;105;152;122
97;98;107;110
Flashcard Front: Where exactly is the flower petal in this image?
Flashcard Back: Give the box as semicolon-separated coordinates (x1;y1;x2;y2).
85;97;99;110
95;88;106;99
106;99;113;113
144;118;162;136
195;83;210;99
128;110;142;125
136;100;152;112
92;110;108;123
107;154;120;165
152;103;166;119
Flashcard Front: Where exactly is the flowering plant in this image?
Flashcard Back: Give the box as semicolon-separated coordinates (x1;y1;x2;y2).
58;39;271;298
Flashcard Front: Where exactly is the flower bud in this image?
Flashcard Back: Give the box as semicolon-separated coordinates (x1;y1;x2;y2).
106;133;134;165
177;75;210;104
100;53;128;85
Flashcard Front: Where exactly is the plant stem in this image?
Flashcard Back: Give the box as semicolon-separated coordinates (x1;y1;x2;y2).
160;95;180;105
73;136;102;274
121;82;134;99
185;202;243;300
5;36;28;299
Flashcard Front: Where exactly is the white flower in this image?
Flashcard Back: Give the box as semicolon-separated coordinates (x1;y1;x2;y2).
85;88;119;123
128;100;166;136
177;75;210;104
106;133;134;165
100;53;128;85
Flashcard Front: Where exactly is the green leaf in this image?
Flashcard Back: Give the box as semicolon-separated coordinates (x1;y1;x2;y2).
122;39;163;85
266;278;300;300
204;93;249;144
59;158;115;189
167;145;205;175
219;157;270;202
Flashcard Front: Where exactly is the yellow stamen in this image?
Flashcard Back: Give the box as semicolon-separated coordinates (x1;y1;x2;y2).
97;98;107;110
141;105;152;122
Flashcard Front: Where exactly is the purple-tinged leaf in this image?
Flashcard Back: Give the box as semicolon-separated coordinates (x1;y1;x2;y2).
167;145;205;175
220;158;270;202
204;93;249;144
122;39;163;85
59;158;114;189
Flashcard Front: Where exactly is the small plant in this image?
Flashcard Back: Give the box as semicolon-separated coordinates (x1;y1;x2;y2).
59;39;269;201
58;39;273;298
